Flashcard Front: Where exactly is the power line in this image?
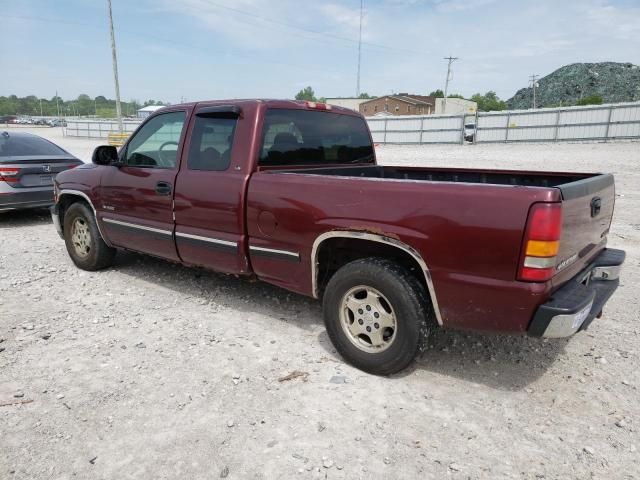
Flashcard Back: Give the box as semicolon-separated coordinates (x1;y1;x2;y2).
443;56;458;113
202;0;421;54
356;0;364;97
3;14;357;76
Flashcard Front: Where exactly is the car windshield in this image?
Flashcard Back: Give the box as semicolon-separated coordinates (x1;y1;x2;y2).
0;132;68;159
259;109;374;167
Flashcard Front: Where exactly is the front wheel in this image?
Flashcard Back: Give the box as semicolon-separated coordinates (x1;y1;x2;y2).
322;258;434;375
63;202;116;271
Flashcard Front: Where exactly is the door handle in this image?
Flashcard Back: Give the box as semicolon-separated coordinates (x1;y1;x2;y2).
155;181;172;196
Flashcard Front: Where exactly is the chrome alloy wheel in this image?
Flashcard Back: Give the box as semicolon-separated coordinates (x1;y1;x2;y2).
70;217;91;258
339;285;397;353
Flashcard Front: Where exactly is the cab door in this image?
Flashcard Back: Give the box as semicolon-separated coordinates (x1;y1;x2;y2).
98;110;188;260
173;105;249;274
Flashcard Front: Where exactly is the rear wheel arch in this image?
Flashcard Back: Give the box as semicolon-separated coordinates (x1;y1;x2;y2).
311;231;443;326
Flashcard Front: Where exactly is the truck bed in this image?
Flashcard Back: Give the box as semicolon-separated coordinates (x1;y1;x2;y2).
276;165;595;189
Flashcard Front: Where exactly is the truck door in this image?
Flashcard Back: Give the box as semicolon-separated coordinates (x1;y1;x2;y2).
173;105;249;274
99;109;187;261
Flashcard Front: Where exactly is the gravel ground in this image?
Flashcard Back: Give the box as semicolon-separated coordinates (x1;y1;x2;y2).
1;127;639;479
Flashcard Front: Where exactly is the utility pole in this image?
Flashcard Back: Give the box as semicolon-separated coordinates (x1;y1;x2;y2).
107;0;123;132
529;74;539;109
39;99;43;117
443;56;458;114
55;91;60;119
356;0;363;97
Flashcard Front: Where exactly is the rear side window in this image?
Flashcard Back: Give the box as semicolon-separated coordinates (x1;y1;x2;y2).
259;109;374;167
187;116;237;171
0;133;67;159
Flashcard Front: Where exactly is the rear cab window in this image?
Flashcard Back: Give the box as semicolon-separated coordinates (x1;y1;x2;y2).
259;109;374;167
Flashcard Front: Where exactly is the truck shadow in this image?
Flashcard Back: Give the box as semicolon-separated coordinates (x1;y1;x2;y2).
114;251;566;391
409;329;568;390
0;208;52;228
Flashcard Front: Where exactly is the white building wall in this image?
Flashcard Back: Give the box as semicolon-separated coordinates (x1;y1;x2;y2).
324;98;367;111
434;98;477;115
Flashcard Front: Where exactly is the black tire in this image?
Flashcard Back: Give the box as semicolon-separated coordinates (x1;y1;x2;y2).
63;202;116;271
322;257;434;375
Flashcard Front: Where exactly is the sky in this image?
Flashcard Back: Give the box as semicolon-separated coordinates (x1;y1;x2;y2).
1;0;639;104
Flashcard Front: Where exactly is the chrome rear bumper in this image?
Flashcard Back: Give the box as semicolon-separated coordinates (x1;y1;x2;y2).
528;248;625;338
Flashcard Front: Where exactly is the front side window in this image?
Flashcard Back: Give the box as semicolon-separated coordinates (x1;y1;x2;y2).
187;116;237;171
259;109;374;167
125;111;185;168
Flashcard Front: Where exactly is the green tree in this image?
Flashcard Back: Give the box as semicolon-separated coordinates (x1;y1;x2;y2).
429;89;444;97
470;91;507;111
358;92;373;99
295;86;317;101
576;95;603;106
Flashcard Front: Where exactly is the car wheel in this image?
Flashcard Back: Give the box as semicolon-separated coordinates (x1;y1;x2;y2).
322;257;435;375
63;202;116;271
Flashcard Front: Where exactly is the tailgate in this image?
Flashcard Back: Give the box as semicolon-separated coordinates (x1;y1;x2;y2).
553;174;615;287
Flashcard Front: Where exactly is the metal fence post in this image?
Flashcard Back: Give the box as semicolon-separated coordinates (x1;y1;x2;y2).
419;116;424;144
459;115;465;144
504;113;511;143
553;110;561;142
604;106;613;142
383;118;388;144
473;110;479;144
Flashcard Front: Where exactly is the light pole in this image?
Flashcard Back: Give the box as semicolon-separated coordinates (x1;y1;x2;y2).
107;0;123;131
356;0;363;97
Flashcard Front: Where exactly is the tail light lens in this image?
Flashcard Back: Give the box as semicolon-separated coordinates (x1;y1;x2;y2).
0;167;20;183
518;203;562;282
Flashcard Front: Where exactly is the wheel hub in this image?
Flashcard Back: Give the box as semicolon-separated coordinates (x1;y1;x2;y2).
71;217;91;258
339;285;397;353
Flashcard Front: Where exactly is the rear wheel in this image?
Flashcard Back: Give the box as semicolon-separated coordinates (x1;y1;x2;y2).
322;258;434;375
63;202;115;271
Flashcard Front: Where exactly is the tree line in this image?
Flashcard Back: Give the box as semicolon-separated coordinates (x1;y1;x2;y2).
295;86;510;112
0;95;167;118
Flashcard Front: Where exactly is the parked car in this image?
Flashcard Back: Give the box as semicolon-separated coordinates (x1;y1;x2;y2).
47;118;66;127
464;123;476;142
0;131;83;212
50;100;624;375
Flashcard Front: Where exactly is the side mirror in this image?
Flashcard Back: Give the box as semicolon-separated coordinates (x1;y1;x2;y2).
92;145;119;166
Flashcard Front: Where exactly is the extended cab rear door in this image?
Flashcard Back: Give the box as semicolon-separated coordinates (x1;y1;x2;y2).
98;109;188;260
172;105;251;274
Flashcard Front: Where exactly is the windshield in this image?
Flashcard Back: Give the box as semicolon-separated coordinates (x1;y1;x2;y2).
0;132;68;159
259;109;374;167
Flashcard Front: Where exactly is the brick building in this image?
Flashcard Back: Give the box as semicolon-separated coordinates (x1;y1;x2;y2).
359;94;436;116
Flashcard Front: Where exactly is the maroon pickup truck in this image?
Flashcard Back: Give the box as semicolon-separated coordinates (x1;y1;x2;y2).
51;100;624;375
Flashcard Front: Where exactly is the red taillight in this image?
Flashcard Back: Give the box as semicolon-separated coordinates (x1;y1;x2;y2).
528;203;562;241
305;101;332;111
0;167;20;183
518;203;562;282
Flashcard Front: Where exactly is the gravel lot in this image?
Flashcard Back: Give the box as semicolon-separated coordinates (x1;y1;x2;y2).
1;127;639;479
